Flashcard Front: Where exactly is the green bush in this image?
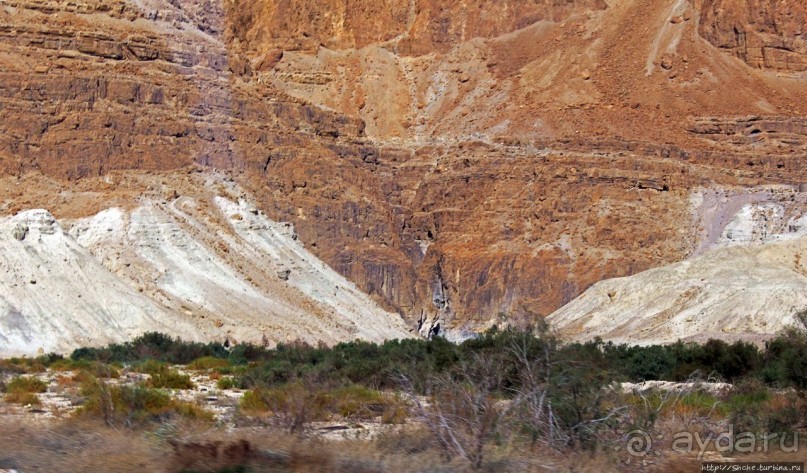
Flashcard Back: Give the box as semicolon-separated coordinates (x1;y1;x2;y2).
49;359;121;378
762;329;807;389
60;325;807;396
239;389;270;413
726;380;805;434
217;377;236;390
149;370;194;390
0;357;46;374
133;360;194;389
71;332;230;365
239;382;399;431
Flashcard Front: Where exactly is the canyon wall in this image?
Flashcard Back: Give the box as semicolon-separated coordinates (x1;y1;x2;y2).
1;0;806;338
698;0;807;72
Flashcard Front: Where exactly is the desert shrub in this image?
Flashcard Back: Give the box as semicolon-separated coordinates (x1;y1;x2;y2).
726;380;805;434
172;400;216;421
239;389;269;413
226;343;270;365
240;382;330;432
409;353;516;469
4;391;41;405
549;342;622;449
763;393;804;433
78;378;211;426
80;381;172;420
50;359;121;379
675;390;725;418
71;332;231;365
49;358;92;372
149;370;194;390
329;384;391;419
188;356;231;371
0;357;46;374
3;374;47;405
5;375;48;393
217;377;236;390
381;400;409;425
761;329;807;389
0;353;66;375
627;388;723;426
133;359;168;375
242;382;405;425
726;380;770;413
132;360;194;389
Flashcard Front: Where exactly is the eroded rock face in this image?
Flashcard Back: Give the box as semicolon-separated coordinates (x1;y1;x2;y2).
697;0;807;72
0;0;364;179
225;0;607;54
1;0;806;340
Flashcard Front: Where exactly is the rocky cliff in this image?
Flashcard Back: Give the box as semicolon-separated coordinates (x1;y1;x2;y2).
0;0;806;341
697;0;807;72
549;186;807;344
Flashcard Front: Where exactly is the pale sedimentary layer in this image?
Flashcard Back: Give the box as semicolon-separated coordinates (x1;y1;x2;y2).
548;187;807;345
0;179;411;357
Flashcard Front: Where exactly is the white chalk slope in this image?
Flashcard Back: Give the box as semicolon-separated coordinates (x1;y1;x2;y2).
0;209;191;355
548;187;807;345
0;187;411;356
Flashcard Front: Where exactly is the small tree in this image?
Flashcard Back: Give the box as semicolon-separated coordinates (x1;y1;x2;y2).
404;353;514;469
245;379;326;434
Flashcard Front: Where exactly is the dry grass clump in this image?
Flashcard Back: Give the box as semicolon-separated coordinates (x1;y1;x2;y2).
134;360;194;389
0;357;47;375
1;414;803;473
187;356;231;371
239;382;408;433
75;376;213;425
0;418;168;472
2;375;48;405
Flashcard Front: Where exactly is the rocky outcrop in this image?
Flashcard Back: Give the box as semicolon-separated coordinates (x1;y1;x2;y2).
688;116;807;145
548;234;807;345
224;0;607;55
697;0;807;72
255;137;805;333
0;207;194;356
548;186;807;345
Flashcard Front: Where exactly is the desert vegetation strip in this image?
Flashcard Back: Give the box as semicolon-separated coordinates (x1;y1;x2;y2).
59;326;807;391
2;327;807;471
